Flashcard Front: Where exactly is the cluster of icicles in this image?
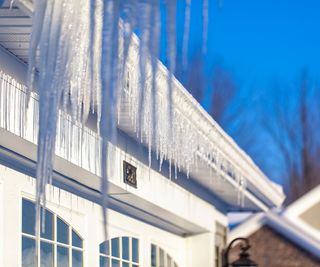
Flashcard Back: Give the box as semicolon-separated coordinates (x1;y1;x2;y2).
23;0;246;236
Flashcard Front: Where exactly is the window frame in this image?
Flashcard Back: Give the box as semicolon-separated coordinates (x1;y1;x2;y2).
99;236;140;267
21;198;84;267
151;244;178;267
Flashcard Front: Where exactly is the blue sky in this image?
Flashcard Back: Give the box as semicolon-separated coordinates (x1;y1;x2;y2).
160;0;320;185
184;0;320;86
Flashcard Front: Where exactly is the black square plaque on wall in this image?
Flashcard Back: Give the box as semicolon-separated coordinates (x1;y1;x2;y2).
123;161;137;188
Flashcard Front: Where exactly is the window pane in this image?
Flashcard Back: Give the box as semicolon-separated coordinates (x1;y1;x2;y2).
111;259;119;267
22;236;36;267
72;230;83;248
122;237;129;260
132;265;138;267
111;238;119;257
40;241;53;267
132;238;139;263
100;240;110;255
40;209;53;240
159;249;164;267
151;244;157;267
57;246;69;267
122;262;129;267
72;249;83;267
100;256;110;267
57;218;69;244
22;199;35;235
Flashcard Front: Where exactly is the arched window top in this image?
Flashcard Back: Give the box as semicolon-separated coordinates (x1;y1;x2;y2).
151;244;178;267
100;236;140;266
21;198;83;267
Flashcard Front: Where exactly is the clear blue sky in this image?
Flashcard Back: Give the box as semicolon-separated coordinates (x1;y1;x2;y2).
160;0;320;185
182;0;320;86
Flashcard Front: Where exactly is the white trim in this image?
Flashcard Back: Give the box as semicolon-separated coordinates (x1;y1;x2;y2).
229;211;320;259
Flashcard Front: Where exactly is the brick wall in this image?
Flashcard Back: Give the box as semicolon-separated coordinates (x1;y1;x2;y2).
229;226;320;267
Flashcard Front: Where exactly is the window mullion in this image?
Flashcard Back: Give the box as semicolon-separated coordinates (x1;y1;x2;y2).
69;224;72;267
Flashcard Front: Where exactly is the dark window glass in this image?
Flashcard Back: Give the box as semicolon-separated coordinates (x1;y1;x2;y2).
111;238;119;257
40;209;53;240
22;199;35;235
72;230;83;248
151;244;157;267
132;238;139;263
132;265;138;267
57;246;69;267
111;259;119;267
99;240;109;255
40;241;54;267
100;256;109;267
122;262;129;267
57;218;69;244
122;237;129;260
22;236;36;267
159;248;164;267
72;249;83;267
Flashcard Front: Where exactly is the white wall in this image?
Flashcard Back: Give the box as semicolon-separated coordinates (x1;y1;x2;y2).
0;164;227;266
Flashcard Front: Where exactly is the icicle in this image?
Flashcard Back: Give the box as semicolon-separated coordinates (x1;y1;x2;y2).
202;0;208;54
100;0;120;239
26;0;47;107
182;0;191;71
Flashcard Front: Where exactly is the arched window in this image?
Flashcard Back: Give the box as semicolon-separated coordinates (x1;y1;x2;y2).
151;244;178;267
100;236;139;267
21;198;84;267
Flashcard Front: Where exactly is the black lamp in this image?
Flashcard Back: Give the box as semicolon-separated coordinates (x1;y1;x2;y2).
223;237;258;267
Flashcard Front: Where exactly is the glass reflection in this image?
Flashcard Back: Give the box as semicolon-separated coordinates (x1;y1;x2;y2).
57;218;69;244
40;209;53;240
100;256;109;267
100;240;109;255
22;236;36;267
22;199;35;235
72;249;83;267
72;230;83;248
151;244;156;267
111;238;119;257
40;241;53;267
122;237;129;260
111;259;119;267
132;238;139;263
57;246;69;267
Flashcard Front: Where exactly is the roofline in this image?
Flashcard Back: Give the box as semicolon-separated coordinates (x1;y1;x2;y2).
229;211;320;259
15;0;285;209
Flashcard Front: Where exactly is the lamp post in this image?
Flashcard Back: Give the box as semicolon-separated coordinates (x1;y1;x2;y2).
223;237;258;267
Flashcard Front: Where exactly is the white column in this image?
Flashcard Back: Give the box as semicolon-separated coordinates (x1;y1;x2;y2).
0;167;4;267
186;232;215;267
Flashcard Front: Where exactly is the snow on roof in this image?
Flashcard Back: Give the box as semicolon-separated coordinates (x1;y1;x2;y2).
229;210;320;259
283;185;320;242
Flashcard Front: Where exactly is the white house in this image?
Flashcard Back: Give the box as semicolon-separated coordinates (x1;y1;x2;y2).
0;1;285;266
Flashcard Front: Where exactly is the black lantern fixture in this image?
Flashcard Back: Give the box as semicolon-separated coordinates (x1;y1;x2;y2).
223;237;258;267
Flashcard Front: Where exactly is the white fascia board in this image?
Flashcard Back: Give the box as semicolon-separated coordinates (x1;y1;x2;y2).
265;213;320;259
229;211;320;259
284;184;320;217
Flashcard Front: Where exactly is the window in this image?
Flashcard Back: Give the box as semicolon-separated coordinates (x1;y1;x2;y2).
151;244;178;267
100;237;139;267
21;198;84;267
